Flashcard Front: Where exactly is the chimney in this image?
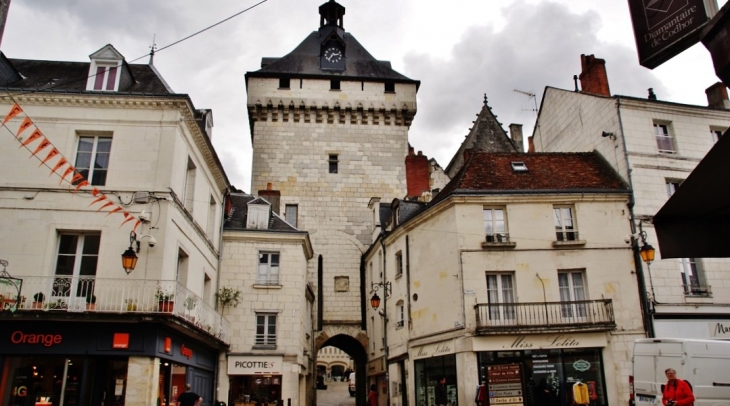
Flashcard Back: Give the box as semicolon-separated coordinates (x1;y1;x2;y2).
648;88;657;100
579;54;611;97
258;182;281;215
528;136;535;153
509;124;524;153
706;82;730;109
405;149;430;198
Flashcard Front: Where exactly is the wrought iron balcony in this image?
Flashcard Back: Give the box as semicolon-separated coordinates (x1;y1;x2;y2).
683;284;712;296
0;276;229;343
475;299;615;334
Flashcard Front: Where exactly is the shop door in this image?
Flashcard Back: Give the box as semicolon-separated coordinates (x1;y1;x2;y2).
191;370;213;405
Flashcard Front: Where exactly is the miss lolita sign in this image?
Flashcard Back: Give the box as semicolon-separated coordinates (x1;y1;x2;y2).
628;0;718;69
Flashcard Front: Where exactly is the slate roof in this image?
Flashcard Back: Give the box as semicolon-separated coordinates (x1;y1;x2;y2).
224;193;303;232
433;151;629;205
246;31;419;86
0;57;174;94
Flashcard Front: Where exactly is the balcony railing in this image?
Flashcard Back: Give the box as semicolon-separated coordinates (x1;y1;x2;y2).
0;276;229;343
683;284;712;296
475;299;615;334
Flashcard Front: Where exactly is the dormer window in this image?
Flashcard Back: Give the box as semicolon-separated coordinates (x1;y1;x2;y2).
92;64;119;91
511;162;528;172
86;44;127;92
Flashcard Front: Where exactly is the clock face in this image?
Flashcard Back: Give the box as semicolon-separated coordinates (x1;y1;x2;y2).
324;47;343;63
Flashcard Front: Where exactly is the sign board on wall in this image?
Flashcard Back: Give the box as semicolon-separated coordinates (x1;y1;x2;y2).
473;333;607;352
228;355;283;375
627;0;718;69
412;340;455;360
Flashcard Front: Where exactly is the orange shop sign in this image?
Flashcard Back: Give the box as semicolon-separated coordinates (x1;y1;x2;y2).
10;331;62;347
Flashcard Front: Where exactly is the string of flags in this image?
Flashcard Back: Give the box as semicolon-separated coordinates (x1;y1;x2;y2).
2;103;141;232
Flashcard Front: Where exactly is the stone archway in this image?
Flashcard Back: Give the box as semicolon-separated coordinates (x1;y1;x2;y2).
315;327;368;406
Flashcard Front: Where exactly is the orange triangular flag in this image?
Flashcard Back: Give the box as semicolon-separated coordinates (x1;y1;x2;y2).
20;129;43;147
40;148;59;166
3;103;22;125
122;211;130;218
70;173;84;184
50;157;68;175
106;206;124;216
88;195;107;207
16;117;33;137
73;180;89;193
30;139;51;157
120;216;137;228
132;219;141;232
60;166;75;184
91;188;100;197
97;201;114;211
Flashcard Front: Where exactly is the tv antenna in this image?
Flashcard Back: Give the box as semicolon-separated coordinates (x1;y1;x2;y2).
513;89;542;151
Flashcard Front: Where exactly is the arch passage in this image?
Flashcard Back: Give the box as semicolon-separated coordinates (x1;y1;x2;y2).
316;331;368;406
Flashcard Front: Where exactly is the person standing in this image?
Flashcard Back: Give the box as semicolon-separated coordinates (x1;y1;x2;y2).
662;368;695;406
369;384;379;406
176;383;203;406
436;377;448;406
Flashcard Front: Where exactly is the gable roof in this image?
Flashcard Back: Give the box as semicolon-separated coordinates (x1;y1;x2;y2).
445;96;519;177
224;193;304;233
434;151;629;205
246;31;419;86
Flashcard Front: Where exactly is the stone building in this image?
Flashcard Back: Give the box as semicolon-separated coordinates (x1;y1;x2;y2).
365;151;643;406
0;45;230;405
244;0;419;401
533;54;730;346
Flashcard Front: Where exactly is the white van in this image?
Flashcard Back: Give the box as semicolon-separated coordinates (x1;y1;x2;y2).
633;338;730;406
348;372;355;396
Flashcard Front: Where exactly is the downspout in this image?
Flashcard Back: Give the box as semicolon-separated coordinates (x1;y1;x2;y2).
617;97;655;338
379;231;390;406
214;187;230;404
405;236;411;329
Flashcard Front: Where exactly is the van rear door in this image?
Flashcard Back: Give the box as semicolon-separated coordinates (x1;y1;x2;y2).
634;341;684;406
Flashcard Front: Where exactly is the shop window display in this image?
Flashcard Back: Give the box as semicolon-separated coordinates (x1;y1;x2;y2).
414;354;457;406
230;375;282;406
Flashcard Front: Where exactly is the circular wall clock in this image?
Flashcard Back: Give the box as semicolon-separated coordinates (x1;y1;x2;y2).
324;47;343;63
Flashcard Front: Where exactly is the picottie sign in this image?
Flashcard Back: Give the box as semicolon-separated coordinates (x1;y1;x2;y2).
228;356;283;375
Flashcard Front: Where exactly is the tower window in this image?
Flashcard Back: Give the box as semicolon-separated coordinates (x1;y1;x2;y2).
384;82;395;93
328;154;339;174
279;77;290;89
330;80;340;90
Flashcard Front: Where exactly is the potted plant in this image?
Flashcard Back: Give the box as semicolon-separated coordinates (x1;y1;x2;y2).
215;287;242;311
184;297;198;321
16;295;26;309
125;298;137;311
85;294;96;311
44;299;66;310
155;289;174;313
32;292;45;309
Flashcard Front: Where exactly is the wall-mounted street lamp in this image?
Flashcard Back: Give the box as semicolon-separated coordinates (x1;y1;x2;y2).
371;280;391;406
638;223;657;305
121;231;138;274
370;281;391;312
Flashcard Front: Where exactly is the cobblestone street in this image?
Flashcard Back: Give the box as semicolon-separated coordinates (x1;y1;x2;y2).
316;381;356;406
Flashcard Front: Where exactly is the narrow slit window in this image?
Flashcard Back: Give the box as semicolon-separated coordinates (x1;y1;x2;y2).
279;77;290;89
330;80;340;90
328;154;339;174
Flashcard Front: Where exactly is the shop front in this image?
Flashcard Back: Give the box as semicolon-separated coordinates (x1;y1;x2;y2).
0;320;220;406
654;316;730;340
411;340;458;406
474;333;610;406
227;355;283;406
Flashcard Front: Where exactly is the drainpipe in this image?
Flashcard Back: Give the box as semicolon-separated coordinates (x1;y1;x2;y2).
617;97;655;338
379;232;390;406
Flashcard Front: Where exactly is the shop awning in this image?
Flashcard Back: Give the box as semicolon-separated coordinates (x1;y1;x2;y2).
653;131;730;258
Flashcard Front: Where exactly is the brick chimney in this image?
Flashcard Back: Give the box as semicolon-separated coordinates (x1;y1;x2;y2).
258;182;281;214
706;82;730;109
509;123;524;153
579;54;611;97
528;136;535;153
405;147;430;198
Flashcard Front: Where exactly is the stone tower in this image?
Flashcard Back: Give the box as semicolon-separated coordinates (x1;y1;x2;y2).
245;0;419;396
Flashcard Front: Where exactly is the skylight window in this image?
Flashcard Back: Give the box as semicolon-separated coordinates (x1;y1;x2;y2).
511;161;528;172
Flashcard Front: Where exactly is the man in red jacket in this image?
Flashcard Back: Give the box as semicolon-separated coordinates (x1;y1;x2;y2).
662;368;694;406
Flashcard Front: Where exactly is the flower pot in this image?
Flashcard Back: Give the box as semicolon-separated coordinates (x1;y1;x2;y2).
158;301;174;313
32;302;43;309
126;304;137;311
86;303;96;311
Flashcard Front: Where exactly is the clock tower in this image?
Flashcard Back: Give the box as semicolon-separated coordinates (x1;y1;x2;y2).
244;0;419;398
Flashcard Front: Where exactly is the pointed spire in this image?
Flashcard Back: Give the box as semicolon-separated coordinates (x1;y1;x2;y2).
483;93;488;106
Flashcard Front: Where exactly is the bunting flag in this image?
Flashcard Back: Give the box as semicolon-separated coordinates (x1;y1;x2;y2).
3;103;22;125
17;117;33;137
3;102;139;231
40;148;60;166
20;129;43;147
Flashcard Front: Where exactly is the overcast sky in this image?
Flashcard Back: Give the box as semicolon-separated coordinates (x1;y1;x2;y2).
1;0;726;192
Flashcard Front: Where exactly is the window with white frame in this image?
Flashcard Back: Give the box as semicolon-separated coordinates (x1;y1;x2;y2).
92;64;119;91
54;233;100;298
75;136;111;186
554;206;578;241
483;208;507;242
255;313;277;346
257;252;280;285
396;300;405;328
486;273;515;321
558;270;587;318
666;179;682;198
395;251;403;277
285;204;298;227
654;122;676;153
679;258;707;294
184;157;196;212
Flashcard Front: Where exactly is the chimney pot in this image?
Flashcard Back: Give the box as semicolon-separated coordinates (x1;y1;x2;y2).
578;54;611;97
648;88;657;100
267;182;272;190
705;82;730;109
